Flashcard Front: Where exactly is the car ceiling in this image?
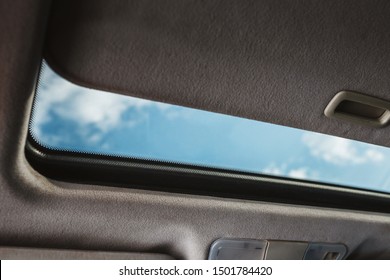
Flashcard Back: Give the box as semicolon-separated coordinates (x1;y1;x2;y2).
1;0;390;260
45;0;390;147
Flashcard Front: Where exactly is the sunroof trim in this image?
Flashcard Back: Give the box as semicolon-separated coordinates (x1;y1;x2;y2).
26;61;390;210
25;138;390;214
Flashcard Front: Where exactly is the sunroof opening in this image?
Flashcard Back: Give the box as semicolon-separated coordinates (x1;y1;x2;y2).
29;61;390;194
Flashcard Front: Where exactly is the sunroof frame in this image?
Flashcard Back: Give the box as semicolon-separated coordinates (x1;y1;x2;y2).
26;137;390;213
25;61;390;214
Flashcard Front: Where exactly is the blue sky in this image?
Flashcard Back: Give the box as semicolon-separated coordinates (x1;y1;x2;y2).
30;62;390;193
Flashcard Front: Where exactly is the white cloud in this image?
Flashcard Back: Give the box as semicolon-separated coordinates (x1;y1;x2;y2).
262;165;284;176
302;133;384;165
55;92;136;131
288;168;308;179
262;164;314;181
365;149;384;162
31;64;174;140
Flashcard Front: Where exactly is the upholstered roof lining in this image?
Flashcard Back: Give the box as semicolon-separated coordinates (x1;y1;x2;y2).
45;0;390;147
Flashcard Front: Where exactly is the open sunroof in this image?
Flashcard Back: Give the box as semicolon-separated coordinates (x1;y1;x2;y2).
29;61;390;194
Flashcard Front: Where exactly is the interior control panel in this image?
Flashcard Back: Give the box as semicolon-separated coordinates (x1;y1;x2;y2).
208;238;347;260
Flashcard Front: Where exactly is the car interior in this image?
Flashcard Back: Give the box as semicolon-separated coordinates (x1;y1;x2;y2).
2;0;390;260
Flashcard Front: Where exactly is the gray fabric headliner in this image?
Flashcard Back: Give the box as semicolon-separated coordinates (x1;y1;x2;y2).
45;0;390;147
0;247;174;260
2;0;390;260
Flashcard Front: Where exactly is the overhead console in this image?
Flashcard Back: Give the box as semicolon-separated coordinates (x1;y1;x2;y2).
208;238;347;260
